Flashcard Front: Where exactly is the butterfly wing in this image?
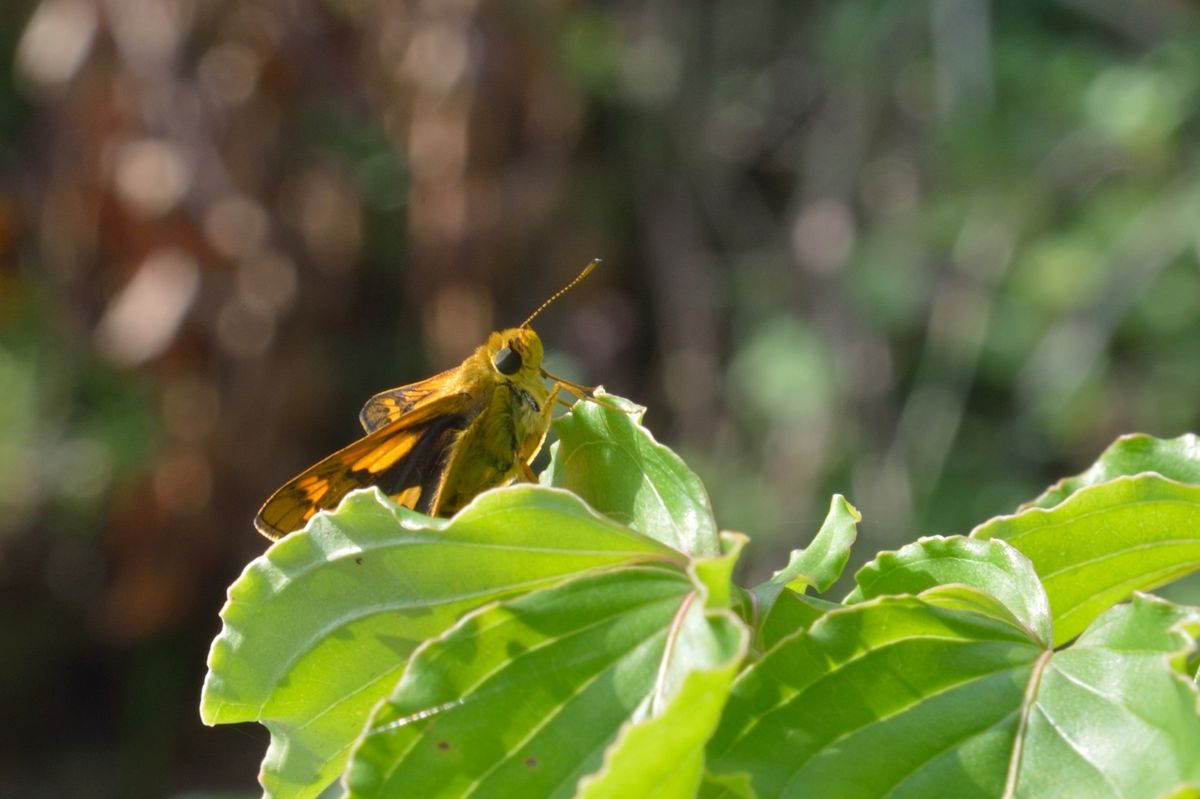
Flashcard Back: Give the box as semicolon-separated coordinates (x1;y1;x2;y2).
256;391;478;539
358;368;459;433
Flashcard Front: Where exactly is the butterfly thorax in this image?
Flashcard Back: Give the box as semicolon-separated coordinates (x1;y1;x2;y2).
430;327;551;515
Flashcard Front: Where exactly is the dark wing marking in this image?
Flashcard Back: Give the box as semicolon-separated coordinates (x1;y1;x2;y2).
359;368;459;433
370;413;467;515
256;393;475;539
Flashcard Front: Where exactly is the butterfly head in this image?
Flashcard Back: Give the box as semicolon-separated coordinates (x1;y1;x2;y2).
487;327;544;380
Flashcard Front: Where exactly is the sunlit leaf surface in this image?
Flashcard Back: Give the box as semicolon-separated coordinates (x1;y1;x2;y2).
543;394;719;557
1028;433;1200;509
707;590;1200;799
344;567;745;799
201;486;678;799
973;475;1200;643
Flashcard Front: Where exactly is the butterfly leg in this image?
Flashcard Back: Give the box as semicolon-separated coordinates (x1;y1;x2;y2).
541;368;639;414
517;381;562;483
540;368;596;398
550;379;638;414
519;459;537;482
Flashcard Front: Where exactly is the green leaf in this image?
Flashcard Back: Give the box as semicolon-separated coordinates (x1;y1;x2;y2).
700;771;760;799
706;588;1200;799
542;392;719;557
972;474;1200;644
847;536;1052;645
746;495;859;649
757;591;838;652
344;565;747;798
575;604;748;799
1028;433;1200;509
707;585;1042;799
691;531;748;609
200;486;679;799
759;494;860;601
1010;595;1200;799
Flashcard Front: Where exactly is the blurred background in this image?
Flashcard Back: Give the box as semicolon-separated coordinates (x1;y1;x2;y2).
2;0;1199;796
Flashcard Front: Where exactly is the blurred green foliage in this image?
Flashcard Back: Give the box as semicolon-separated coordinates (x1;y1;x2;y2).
1;0;1199;796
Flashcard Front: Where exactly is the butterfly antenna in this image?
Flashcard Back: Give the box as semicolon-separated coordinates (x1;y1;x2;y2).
521;259;601;328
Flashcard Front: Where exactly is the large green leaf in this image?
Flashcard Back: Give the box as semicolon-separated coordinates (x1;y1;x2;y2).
541;392;719;557
1028;433;1200;509
847;536;1052;645
200;486;680;799
1011;596;1200;798
706;588;1200;799
972;474;1200;644
575;601;748;799
344;565;746;798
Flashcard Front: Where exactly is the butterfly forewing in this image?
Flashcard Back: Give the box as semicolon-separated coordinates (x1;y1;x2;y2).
358;368;458;433
255;392;477;539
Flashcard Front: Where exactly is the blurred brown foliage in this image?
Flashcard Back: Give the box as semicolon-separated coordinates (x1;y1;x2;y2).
2;0;1200;796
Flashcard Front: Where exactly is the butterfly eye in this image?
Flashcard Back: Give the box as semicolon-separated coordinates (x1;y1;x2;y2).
493;346;522;376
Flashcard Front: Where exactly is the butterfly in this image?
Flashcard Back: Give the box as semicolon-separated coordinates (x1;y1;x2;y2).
255;261;603;539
